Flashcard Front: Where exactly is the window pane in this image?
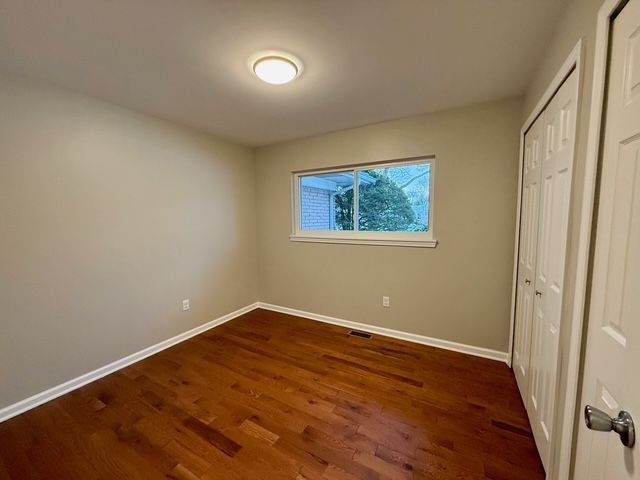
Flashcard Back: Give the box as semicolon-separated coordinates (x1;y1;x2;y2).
300;171;355;231
357;163;430;232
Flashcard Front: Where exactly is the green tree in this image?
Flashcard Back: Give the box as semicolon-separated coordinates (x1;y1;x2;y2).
334;188;354;230
334;172;416;231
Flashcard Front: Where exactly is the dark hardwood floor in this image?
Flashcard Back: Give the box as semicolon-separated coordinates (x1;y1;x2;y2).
0;309;544;479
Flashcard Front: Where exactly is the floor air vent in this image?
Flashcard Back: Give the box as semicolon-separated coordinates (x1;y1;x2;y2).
348;330;372;339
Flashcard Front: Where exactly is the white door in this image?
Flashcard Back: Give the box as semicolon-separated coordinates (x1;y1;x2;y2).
575;0;640;477
527;68;579;471
514;112;545;400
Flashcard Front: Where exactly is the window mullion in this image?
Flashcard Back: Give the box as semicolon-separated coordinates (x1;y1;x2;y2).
353;169;359;232
297;175;302;233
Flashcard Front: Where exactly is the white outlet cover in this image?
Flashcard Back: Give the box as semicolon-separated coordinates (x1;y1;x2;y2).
382;296;390;307
182;299;190;311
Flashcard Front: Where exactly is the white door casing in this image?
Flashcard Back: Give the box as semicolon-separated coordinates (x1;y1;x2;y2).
526;68;579;471
575;0;640;477
514;112;545;401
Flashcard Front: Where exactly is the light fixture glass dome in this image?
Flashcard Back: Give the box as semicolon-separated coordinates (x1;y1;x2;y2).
253;55;299;85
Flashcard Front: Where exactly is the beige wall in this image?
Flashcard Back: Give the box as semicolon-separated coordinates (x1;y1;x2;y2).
522;0;605;476
0;73;258;409
255;97;523;353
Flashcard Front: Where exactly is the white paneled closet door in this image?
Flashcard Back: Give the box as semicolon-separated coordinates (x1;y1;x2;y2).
513;112;544;400
527;68;578;470
513;68;579;472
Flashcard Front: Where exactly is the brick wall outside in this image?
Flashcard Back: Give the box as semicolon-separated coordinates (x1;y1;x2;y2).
301;186;333;230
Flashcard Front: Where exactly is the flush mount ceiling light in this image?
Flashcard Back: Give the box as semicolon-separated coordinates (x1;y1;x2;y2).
250;51;302;85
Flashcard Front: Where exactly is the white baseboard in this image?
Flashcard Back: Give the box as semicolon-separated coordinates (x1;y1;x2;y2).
1;300;509;423
258;302;509;364
0;302;260;423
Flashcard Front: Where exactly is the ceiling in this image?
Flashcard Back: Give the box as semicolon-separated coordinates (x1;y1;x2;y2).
0;0;568;146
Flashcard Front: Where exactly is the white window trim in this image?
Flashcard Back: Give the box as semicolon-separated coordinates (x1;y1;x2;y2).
290;156;437;248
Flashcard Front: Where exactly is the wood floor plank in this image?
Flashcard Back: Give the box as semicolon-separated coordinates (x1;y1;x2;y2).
0;308;545;479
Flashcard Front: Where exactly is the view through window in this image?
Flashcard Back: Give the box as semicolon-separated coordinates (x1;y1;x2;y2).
298;160;432;235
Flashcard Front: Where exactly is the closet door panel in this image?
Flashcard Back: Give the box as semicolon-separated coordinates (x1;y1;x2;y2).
526;68;578;472
513;112;544;400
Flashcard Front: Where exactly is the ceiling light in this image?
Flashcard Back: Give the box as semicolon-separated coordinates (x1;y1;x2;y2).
252;54;300;85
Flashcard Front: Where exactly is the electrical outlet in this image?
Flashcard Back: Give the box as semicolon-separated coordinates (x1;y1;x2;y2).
182;299;190;311
382;296;390;308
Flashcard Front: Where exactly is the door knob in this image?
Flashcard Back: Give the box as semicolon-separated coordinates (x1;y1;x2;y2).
584;405;635;447
525;279;531;285
535;290;542;297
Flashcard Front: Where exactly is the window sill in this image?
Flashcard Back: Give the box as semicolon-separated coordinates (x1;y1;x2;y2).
289;234;438;248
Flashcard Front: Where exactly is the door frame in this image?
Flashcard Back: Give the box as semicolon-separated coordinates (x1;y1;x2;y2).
507;39;583;478
562;0;632;477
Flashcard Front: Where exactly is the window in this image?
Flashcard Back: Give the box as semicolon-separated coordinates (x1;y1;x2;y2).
291;157;436;247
